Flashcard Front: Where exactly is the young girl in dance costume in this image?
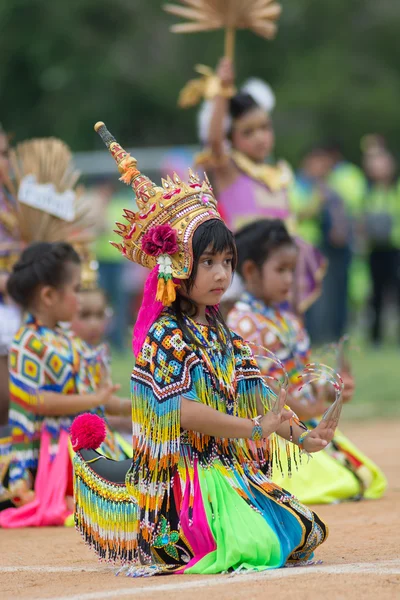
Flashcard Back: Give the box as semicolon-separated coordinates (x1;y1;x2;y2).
71;123;339;575
0;135;131;526
70;273;132;439
182;57;326;313
0;242;130;527
227;219;387;503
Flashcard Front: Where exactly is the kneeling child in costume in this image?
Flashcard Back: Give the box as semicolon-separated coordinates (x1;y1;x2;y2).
71;123;341;575
227;219;387;503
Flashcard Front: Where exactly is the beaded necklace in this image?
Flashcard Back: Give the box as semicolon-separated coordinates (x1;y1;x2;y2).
183;315;237;401
242;292;301;366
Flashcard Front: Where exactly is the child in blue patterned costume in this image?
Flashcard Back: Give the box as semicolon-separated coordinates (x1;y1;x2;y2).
228;219;386;503
0;241;129;526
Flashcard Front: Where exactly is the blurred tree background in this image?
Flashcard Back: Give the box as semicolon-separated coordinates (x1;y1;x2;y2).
0;0;398;165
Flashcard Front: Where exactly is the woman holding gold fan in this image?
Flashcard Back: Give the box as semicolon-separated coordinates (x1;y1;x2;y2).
165;0;325;311
194;56;326;313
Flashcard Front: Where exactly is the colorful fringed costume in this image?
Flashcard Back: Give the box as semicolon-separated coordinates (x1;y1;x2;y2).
74;309;327;572
0;315;130;527
227;292;387;503
71;122;328;575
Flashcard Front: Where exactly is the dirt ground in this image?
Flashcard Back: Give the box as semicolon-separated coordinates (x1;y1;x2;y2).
1;420;399;600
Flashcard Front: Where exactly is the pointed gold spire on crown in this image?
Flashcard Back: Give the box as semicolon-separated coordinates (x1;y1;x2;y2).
95;121;221;280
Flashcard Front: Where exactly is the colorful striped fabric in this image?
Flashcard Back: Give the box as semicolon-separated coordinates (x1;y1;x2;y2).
7;315;128;490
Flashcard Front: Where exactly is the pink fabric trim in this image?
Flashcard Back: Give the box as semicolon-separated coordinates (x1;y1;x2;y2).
0;428;71;528
132;266;164;357
176;459;216;573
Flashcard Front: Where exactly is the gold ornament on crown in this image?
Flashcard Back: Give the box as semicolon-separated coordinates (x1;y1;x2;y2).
73;242;99;291
94;121;221;305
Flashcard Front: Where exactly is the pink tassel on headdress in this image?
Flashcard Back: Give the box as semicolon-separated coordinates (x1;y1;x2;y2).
133;266;164;357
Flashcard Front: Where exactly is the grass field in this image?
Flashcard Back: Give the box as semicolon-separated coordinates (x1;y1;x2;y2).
110;339;399;420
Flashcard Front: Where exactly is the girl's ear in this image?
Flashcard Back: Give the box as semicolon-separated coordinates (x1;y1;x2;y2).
39;285;57;308
241;259;260;284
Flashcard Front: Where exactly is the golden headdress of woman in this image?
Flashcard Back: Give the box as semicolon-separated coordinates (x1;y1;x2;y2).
95;121;221;306
5;137;98;289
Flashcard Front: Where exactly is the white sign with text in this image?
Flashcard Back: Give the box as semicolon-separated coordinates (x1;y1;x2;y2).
18;174;76;222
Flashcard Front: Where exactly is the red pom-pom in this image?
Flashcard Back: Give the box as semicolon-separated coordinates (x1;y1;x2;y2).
70;413;107;451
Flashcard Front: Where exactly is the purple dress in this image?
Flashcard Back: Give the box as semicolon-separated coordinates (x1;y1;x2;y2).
218;170;326;313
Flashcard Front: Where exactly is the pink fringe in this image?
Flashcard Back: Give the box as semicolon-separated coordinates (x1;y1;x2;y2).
175;459;216;573
132;272;220;357
0;428;71;528
132;266;164;357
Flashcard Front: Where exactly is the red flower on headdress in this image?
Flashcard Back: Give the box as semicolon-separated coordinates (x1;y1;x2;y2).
142;224;179;257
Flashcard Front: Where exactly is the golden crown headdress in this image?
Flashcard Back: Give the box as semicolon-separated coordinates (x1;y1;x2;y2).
95;121;221;305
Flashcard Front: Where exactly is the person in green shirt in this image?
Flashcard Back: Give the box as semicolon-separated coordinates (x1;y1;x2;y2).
293;144;356;343
325;143;367;219
362;138;400;345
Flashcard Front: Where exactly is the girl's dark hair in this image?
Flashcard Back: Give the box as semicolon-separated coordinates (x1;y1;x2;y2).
229;92;258;122
235;219;296;277
172;219;236;347
7;241;81;309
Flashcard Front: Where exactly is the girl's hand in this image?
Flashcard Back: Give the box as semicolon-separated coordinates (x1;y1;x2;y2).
302;420;335;453
216;56;235;87
105;395;131;416
260;389;293;437
97;383;121;407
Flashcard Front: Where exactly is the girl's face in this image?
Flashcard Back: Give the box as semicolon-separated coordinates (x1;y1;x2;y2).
71;289;108;346
243;245;298;306
43;262;82;324
184;245;234;309
231;107;275;163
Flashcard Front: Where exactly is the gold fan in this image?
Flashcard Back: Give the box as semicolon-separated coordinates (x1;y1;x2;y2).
164;0;282;59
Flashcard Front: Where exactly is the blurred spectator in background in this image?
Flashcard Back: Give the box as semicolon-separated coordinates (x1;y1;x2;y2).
324;141;367;219
293;143;358;343
291;146;327;249
94;178;129;352
362;135;400;346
